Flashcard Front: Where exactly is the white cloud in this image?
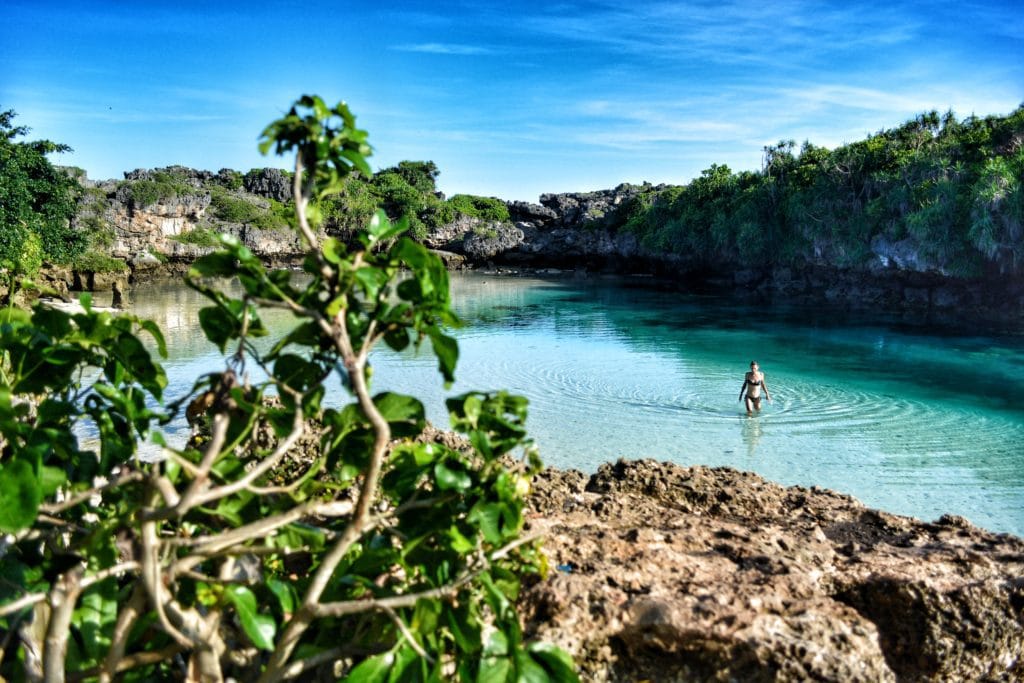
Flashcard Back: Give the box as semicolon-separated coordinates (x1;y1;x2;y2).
391;43;495;56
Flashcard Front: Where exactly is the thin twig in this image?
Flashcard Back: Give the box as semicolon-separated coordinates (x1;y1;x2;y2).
71;644;185;683
0;562;142;619
382;605;432;662
39;471;145;515
189;406;305;508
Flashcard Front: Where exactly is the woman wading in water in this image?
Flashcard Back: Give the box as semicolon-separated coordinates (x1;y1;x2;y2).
739;360;771;415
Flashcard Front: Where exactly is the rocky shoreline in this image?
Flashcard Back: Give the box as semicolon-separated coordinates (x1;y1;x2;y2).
520;458;1024;682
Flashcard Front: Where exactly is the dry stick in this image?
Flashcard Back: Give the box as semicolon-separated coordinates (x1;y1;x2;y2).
42;564;84;683
140;486;194;650
169;499;355;577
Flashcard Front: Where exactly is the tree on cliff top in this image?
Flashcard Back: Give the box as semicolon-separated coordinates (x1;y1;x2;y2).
0;109;85;275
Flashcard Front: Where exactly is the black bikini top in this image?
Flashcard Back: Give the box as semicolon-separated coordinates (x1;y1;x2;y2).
747;378;762;386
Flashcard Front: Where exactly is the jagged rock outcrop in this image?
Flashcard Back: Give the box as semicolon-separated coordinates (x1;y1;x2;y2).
521;459;1024;682
537;183;655;229
243;168;292;202
463;223;524;261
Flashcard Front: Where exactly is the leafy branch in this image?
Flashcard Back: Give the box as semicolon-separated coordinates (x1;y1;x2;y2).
0;96;577;682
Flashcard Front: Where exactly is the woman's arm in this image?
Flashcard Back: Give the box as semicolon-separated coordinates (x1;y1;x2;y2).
738;379;748;401
762;376;771;401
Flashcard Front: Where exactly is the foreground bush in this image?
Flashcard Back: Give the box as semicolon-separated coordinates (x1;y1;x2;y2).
0;96;576;682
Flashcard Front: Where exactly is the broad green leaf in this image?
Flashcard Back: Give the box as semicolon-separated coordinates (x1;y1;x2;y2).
515;651;553;683
435;461;472;492
345;652;392;683
445;603;482;653
188;251;238;278
266;578;297;618
74;583;117;662
323;237;345;264
469;503;504;545
225;585;276;650
526;643;580;682
0;460;41;532
139;319;168;357
39;465;67;496
0;307;31;326
477;657;512;683
373;392;425;436
483;627;509;657
198;306;238;352
428;330;458;385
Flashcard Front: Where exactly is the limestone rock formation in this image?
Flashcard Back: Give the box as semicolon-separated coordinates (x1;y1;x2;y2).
521;459;1024;682
243;168;293;202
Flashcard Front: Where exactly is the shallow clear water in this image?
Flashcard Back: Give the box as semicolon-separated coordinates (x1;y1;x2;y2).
126;272;1024;537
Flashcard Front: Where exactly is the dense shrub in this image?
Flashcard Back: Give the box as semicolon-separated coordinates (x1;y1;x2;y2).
620;106;1024;275
0;109;84;272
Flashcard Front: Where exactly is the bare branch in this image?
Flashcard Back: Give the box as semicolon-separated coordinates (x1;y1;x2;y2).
43;564;85;683
189;406;306;508
0;562;141;619
98;586;146;683
383;605;432;662
72;644;185;683
39;470;145;515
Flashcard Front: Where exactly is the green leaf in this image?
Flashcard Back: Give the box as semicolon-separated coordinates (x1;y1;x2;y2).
366;210;403;244
434;461;472;492
0;460;41;532
266;578;297;618
515;651;553;683
225;585;276;650
428;329;458;385
198;306;237;352
39;465;67;496
469;503;504;545
345;652;392;683
526;643;579;682
373;392;425;436
477;656;512;683
189;251;237;278
445;603;482;653
139;319;168;358
323;237;345;264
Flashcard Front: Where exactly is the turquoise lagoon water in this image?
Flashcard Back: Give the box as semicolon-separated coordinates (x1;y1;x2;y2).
127;272;1024;537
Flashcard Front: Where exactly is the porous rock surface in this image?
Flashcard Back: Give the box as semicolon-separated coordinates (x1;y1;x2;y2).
520;459;1024;682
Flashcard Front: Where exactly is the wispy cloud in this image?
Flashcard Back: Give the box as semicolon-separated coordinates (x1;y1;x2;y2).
391;42;496;56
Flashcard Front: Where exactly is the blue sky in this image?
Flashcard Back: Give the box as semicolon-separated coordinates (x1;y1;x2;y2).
2;1;1021;202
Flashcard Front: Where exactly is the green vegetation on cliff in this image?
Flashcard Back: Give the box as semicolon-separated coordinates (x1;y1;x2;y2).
318;159;510;240
616;106;1024;276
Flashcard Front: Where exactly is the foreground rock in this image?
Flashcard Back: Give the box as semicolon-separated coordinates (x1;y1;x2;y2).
521;459;1024;682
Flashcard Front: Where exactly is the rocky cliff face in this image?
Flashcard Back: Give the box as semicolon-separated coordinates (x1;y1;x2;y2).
419;184;1022;320
78;167;307;269
522;459;1024;682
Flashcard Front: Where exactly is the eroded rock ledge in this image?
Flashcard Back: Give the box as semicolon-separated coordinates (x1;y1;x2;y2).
520;459;1024;682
